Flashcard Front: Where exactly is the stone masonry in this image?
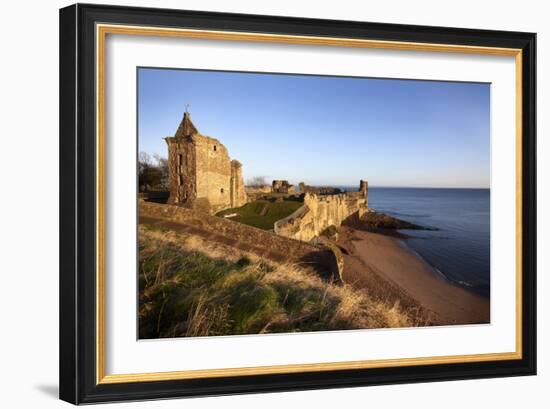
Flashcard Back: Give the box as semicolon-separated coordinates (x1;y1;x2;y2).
165;112;247;214
274;181;369;242
272;180;296;194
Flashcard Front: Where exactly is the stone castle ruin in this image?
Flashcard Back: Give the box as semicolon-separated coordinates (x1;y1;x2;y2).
148;112;371;279
163;110;370;245
298;182;342;195
272;180;296;194
275;180;369;242
165;112;247;214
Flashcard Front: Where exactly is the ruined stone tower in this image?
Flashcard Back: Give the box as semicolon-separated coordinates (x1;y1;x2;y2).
359;179;369;207
165;111;247;214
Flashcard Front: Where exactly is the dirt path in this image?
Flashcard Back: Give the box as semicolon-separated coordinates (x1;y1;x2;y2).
338;227;490;325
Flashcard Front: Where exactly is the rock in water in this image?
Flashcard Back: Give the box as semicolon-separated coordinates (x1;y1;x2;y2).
360;211;435;231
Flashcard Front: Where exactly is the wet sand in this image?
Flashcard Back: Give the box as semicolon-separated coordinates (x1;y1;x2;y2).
338;227;490;325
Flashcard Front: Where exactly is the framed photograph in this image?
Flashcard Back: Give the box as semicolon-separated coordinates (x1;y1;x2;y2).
59;3;536;404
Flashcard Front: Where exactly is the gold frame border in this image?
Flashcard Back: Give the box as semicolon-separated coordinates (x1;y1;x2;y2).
96;23;523;385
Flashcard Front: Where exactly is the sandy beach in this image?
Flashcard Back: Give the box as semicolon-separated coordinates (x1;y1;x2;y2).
337;226;490;325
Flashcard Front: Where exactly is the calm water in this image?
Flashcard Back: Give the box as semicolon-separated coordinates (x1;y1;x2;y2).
343;187;490;298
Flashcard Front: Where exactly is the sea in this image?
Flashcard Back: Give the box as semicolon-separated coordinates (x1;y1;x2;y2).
341;187;491;298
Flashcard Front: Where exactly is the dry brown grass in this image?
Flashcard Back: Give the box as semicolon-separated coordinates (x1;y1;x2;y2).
139;225;420;339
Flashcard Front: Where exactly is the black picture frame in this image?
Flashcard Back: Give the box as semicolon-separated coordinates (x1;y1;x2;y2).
59;3;536;405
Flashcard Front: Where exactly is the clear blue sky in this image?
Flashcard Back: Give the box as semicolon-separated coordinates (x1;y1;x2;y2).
138;68;490;188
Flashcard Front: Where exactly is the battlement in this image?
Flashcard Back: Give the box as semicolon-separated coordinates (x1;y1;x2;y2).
274;181;368;242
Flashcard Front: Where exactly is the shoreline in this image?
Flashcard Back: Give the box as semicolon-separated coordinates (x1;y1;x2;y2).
337;226;490;326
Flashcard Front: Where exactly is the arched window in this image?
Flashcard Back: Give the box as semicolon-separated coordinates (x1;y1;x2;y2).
220;188;224;194
213;145;217;151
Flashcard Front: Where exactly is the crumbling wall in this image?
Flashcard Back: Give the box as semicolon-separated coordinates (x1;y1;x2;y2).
298;182;342;195
245;185;272;194
230;160;247;208
194;135;232;213
272;180;295;194
275;191;368;242
166;137;197;206
359;179;369;207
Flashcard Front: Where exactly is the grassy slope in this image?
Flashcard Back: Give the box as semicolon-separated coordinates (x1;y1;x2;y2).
139;226;415;339
216;198;303;230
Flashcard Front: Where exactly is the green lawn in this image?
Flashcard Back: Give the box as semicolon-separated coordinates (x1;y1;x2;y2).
216;198;303;230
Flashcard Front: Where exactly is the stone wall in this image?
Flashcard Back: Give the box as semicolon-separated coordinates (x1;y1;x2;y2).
166;136;197;205
245;185;272;201
359;179;369;207
274;191;368;242
194;134;233;213
272;180;296;194
230;160;247;208
298;182;342;195
245;185;274;202
245;185;272;194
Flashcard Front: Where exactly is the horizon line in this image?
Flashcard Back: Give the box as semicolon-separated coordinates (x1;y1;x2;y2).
345;185;490;189
249;183;490;190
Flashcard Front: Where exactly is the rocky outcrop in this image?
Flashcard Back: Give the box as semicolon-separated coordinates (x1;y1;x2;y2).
354;211;437;233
